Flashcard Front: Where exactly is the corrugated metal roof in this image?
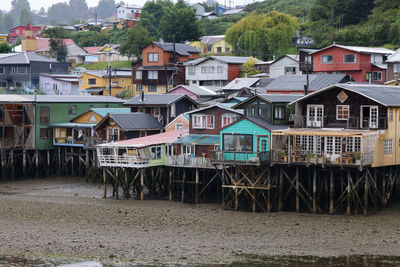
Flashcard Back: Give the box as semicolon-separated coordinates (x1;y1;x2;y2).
25;95;125;103
50;123;95;128
244;117;290;131
311;44;394;55
289;83;400;107
258;94;303;103
184;56;265;66
97;129;189;148
124;94;197;106
186;103;243;115
264;74;349;92
84;70;132;77
153;42;200;56
110;113;163;131
91;108;130;117
174;134;219;145
386;48;400;63
169;85;217;96
223;78;260;90
0;52;58;64
0;94;33;102
200;35;225;45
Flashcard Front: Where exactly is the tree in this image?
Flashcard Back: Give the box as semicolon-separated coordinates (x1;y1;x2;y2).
20;9;32;25
138;0;174;38
38;7;46;16
240;57;260;77
10;0;31;19
48;3;71;24
3;13;15;31
225;11;298;61
69;0;89;22
95;0;116;19
50;28;68;62
0;43;12;53
119;26;152;59
159;0;201;42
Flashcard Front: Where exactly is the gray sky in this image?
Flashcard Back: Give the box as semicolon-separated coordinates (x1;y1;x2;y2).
3;0;258;12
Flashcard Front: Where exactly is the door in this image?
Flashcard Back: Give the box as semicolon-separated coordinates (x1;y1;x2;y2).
360;106;378;128
258;136;269;152
307;105;324;127
324;136;341;161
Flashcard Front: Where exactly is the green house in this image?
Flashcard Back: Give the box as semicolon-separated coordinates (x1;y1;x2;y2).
212;94;302;165
34;95;124;150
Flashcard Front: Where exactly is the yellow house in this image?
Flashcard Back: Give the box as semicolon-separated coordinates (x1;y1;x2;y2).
72;107;131;124
190;35;232;55
0;34;8;44
79;69;133;97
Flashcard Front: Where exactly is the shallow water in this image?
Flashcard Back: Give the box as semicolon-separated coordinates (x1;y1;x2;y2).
1;255;400;267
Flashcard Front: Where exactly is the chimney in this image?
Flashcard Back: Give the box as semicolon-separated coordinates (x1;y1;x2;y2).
159;38;164;44
304;84;308;95
141;90;144;101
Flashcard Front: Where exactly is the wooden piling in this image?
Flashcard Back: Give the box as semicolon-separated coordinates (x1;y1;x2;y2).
278;167;283;212
181;169;186;203
103;168;107;198
140;168;144;200
364;170;369;216
347;171;351;216
313;167;317;214
22;149;26;177
169;168;173;201
195;168;199;204
10;149;14;178
35;151;39;178
329;170;334;214
296;167;300;212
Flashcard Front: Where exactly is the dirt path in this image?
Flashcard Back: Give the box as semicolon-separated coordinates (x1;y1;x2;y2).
0;177;399;265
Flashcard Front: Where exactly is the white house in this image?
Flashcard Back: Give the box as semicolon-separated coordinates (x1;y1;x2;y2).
268;54;300;79
117;4;141;20
191;3;206;20
184;56;265;86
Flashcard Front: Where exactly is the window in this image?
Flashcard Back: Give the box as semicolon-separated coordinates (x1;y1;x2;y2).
321;55;333;64
17;67;27;74
188;66;195;75
148;84;157;92
40;128;49;139
11;67;16;74
15;82;23;88
284;67;296;75
226;47;230;52
0;67;4;74
39;106;50;125
175;123;184;130
207;46;211;52
135;71;142;80
151;146;162;159
68;105;77;115
201;67;208;74
394;63;400;73
389;108;394;122
165;145;174;156
345;137;361;152
79;79;83;86
183;145;195;155
222;114;239;127
274;106;285;120
384;139;393;154
148;70;158;80
192;114;214;129
217;47;222;53
121;78;125;84
136;84;143;91
88;78;96;85
0;82;6;88
107;128;119;141
344;54;356;63
217;66;223;73
88;114;97;122
209;66;215;73
223;134;253;152
147;53;159;62
366;72;382;81
336;105;350;120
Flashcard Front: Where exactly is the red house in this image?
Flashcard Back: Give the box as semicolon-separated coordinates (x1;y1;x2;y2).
132;42;200;95
8;23;42;44
311;44;394;84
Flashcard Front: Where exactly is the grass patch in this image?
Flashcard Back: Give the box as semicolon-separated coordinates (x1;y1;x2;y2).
77;61;132;70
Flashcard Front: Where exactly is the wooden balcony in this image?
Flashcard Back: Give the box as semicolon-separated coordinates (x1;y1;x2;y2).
210;150;270;166
97;154;150;168
293;116;387;130
271;150;373;168
166;155;213;169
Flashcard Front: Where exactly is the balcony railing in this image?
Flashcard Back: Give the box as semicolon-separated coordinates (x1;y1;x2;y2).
272;149;373;167
166;155;213;168
97;154;150;168
293;116;387;130
210;150;270;165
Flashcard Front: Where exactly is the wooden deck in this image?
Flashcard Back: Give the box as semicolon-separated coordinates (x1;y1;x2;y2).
210;151;270;166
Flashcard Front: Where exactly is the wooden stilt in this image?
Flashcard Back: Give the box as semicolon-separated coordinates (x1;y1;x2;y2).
313;167;317;214
221;167;225;209
35;151;39;178
140;168;144;200
47;150;50;176
71;148;74;177
364;170;369;216
85;149;89;178
267;167;271;212
10;149;14;179
23;149;26;177
103;167;107;198
169;168;173;201
195;168;199;204
329;170;334;214
296;167;300;212
382;169;386;210
278;167;283;212
181;169;186;203
347;170;351;216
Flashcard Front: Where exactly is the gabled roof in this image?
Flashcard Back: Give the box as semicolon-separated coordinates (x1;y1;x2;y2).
289;83;400;107
269;54;299;66
35;38;75;52
200;35;225;45
168;85;217;96
232;94;302;109
386;48;400;63
29;95;124;103
221;116;289;131
83;69;132;78
84;47;102;54
90;108;131;117
311;44;394;55
0;52;59;64
98;113;163;132
152;42;200;56
97;129;188;148
222;78;260;90
124;94;198;106
264;74;350;92
186;103;243;115
223;8;243;15
164;113;190;129
184;56;265;66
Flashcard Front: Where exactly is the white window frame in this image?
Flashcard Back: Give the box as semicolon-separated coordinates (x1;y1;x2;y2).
135;71;142;79
148;70;158;80
148;84;157;92
360;105;379;129
121;78;125;84
221;114;239;127
336;105;350;120
343;54;356;63
321;55;333;64
306;105;324;127
274;106;285;120
217;66;223;73
147;53;158;62
192;114;205;129
384;139;393;154
175;123;184;130
188;66;195;75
